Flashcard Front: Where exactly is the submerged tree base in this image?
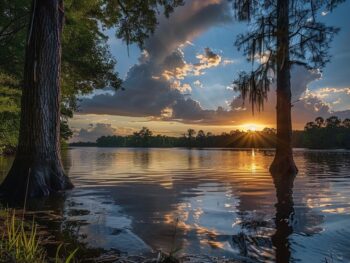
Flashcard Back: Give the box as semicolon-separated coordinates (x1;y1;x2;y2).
269;155;298;175
0;157;73;201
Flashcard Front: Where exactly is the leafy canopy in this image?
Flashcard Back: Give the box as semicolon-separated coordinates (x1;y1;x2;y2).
0;0;184;147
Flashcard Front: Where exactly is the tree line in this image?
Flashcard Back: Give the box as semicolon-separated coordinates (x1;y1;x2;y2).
304;116;350;149
70;117;350;149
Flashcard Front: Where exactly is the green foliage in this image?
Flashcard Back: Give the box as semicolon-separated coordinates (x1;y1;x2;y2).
0;210;45;263
0;0;184;114
0;74;21;112
0;112;19;154
0;74;21;155
60;121;74;142
61;0;123;114
0;209;78;263
0;0;28;78
112;0;184;47
55;244;78;263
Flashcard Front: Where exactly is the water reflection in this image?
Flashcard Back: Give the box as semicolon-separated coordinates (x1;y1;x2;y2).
272;173;295;263
1;148;350;262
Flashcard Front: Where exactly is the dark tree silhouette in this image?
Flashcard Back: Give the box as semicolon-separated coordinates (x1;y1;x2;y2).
196;130;206;147
133;127;153;146
185;128;196;147
315;117;325;128
0;0;183;200
304;116;350;149
343;118;350;128
232;0;344;175
325;115;341;128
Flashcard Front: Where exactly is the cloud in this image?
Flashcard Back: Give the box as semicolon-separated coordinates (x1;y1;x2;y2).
227;66;350;128
223;59;235;65
80;0;232;118
143;0;231;64
193;80;204;88
79;0;350;129
194;47;222;73
312;87;350;97
160;47;223;84
72;123;117;142
165;66;350;127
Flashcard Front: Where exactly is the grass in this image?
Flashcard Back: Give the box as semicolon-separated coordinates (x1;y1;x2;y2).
0;209;77;263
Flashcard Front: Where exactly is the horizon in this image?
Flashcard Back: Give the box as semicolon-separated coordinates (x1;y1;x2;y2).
70;117;346;143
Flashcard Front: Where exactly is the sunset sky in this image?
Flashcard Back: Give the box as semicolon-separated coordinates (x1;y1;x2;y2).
70;0;350;142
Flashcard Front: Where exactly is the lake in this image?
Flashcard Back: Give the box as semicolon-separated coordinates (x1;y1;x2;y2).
1;147;350;262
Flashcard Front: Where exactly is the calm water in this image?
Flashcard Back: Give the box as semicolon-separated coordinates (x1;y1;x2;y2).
1;148;350;262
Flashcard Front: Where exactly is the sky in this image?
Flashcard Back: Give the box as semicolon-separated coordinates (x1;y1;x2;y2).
70;0;350;142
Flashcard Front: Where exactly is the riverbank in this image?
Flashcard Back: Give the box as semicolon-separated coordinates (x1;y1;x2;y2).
0;208;244;263
0;208;77;262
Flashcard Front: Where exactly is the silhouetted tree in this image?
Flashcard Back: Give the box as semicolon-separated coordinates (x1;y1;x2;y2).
315;117;325;128
343;118;350;128
232;0;344;175
197;130;205;138
186;129;196;147
196;130;206;147
326;116;341;128
134;127;153;146
263;127;276;135
304;122;318;131
186;129;196;138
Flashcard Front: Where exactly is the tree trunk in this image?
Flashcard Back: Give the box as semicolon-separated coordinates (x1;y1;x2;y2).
270;0;298;175
0;0;73;200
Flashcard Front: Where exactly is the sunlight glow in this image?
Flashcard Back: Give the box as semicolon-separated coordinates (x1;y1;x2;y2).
240;123;264;132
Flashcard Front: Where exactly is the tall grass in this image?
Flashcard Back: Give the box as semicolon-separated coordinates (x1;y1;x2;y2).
0;209;77;263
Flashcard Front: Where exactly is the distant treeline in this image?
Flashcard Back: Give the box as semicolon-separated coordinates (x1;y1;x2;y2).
303;116;350;149
70;116;350;149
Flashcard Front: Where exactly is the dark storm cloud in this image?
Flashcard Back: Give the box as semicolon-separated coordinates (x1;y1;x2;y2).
144;0;232;63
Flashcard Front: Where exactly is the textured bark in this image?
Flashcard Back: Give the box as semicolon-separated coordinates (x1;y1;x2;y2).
0;0;73;200
270;0;298;175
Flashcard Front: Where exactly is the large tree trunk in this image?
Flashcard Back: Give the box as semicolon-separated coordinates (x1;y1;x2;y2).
0;0;73;200
270;0;298;175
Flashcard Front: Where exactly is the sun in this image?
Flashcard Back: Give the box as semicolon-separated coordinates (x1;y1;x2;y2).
240;123;263;132
247;124;257;131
